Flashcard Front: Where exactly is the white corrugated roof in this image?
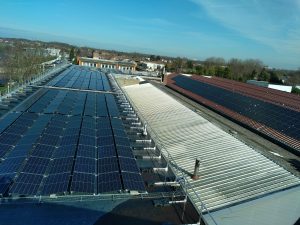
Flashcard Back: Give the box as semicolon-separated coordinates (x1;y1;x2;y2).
123;83;300;214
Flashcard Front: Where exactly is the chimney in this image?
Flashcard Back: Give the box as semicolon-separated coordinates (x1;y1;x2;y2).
192;158;200;180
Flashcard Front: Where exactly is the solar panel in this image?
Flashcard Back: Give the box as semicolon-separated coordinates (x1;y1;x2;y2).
0;157;26;174
0;174;15;196
41;172;70;195
114;136;131;147
39;134;61;146
119;157;140;173
98;172;122;193
71;172;96;194
98;145;116;158
30;144;56;158
21;157;50;175
79;135;96;146
97;136;114;146
0;66;145;197
98;157;119;174
76;145;96;158
0;144;13;158
48;157;74;174
122;172;146;192
60;135;79;146
52;145;77;158
74;157;96;174
116;146;134;158
9;173;43;195
172;75;300;143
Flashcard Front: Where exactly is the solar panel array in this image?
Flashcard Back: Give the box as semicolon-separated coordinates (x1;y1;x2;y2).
168;75;300;151
0;66;145;197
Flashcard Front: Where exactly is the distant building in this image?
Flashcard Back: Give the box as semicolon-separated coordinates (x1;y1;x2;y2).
247;80;292;93
45;48;61;57
141;61;165;72
78;57;137;71
46;48;60;57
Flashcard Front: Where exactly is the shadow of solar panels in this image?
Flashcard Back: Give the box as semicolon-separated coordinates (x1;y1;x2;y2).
172;75;300;144
41;172;71;195
71;172;96;194
9;173;43;195
98;172;122;193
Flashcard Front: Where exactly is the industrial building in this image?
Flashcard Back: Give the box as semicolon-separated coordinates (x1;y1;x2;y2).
78;57;137;71
0;67;299;225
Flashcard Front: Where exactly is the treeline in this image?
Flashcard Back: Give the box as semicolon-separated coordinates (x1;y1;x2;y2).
166;57;293;84
0;43;55;83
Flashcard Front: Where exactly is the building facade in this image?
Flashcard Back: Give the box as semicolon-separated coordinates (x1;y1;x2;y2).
78;57;137;71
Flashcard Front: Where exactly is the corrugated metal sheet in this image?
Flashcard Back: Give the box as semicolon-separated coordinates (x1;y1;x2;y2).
123;83;300;212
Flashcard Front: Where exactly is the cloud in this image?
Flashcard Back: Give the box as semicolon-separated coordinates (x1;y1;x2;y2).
190;0;300;55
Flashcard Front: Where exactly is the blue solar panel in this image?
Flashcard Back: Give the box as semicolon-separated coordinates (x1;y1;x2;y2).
21;157;50;175
0;174;15;196
122;172;146;192
97;136;114;146
119;157;140;173
172;75;300;142
9;173;43;195
71;172;96;194
98;172;122;193
30;144;55;158
52;145;77;158
98;157;119;174
98;145;116;158
41;172;70;195
0;157;26;174
0;66;145;197
74;157;96;174
116;146;134;158
48;157;74;174
76;145;96;158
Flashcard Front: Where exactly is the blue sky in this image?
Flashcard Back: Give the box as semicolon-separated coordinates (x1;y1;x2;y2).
0;0;299;69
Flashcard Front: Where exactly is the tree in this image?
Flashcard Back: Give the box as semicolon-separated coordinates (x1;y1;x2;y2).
269;71;282;84
186;60;194;70
69;48;74;61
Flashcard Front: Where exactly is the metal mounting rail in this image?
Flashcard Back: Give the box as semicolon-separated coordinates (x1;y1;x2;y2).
0;191;185;205
29;85;117;94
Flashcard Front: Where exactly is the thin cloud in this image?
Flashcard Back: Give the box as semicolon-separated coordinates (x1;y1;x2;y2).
190;0;300;54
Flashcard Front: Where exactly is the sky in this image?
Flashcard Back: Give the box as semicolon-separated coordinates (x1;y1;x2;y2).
0;0;300;69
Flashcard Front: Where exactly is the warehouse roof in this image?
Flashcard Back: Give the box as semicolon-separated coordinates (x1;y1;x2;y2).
123;83;300;218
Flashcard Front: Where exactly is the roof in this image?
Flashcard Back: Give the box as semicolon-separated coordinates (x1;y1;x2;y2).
203;186;300;225
166;74;300;152
123;83;300;215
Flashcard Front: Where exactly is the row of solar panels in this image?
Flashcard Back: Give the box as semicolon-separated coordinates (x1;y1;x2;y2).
0;66;145;197
47;66;111;91
172;75;300;140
